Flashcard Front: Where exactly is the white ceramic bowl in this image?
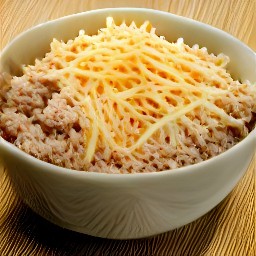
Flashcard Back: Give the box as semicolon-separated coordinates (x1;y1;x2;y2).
0;8;255;239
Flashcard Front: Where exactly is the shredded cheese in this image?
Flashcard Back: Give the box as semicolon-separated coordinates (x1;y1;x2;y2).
27;17;255;167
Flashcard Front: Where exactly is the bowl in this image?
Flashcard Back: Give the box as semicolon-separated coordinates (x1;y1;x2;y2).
0;8;255;239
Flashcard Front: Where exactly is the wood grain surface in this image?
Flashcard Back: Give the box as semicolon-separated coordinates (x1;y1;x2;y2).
0;0;255;255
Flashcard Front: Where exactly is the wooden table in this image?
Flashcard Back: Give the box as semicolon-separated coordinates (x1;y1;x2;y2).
0;1;255;255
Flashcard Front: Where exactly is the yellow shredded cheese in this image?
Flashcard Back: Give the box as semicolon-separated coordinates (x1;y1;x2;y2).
33;17;252;165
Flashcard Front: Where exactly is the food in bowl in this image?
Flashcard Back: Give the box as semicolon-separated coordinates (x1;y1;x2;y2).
0;17;255;174
0;8;255;240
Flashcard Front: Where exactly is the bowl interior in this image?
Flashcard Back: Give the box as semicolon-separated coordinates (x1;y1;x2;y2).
0;8;256;83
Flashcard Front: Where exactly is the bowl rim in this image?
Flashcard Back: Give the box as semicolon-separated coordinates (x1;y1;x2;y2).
0;7;256;181
1;128;255;182
1;7;256;59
